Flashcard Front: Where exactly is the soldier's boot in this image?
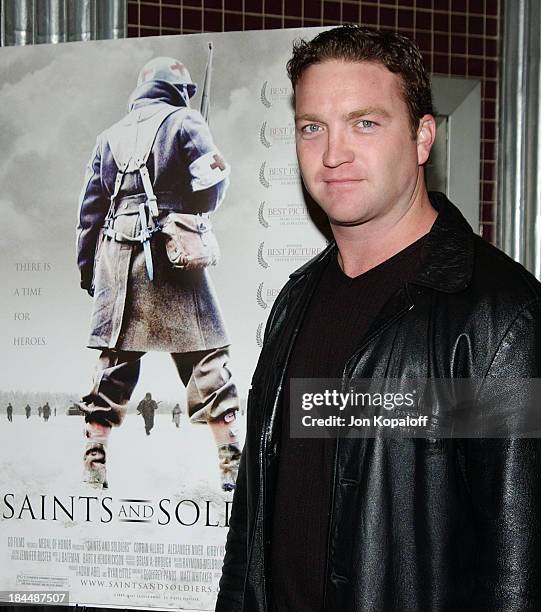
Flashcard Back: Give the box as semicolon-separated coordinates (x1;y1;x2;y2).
78;396;127;489
217;442;242;492
82;422;111;489
208;411;241;492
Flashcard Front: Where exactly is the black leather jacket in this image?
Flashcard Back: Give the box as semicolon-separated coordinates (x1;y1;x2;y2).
217;193;541;612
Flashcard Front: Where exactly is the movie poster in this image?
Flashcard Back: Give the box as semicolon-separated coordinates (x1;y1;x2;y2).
0;28;327;610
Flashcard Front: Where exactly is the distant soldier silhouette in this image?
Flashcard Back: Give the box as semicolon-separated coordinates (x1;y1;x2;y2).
172;403;182;428
25;404;31;419
43;402;51;422
6;403;13;422
38;405;42;418
137;392;158;435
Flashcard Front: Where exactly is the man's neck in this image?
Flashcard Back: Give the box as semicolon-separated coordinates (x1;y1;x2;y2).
332;185;437;278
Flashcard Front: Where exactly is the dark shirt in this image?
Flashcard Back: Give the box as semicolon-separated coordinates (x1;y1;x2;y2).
271;236;427;612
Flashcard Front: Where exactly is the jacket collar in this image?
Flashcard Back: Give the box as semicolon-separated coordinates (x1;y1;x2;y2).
290;192;474;294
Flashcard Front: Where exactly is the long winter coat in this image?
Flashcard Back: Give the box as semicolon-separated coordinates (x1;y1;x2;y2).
217;193;541;612
77;81;230;353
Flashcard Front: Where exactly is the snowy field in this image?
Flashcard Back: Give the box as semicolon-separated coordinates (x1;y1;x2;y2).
0;412;246;494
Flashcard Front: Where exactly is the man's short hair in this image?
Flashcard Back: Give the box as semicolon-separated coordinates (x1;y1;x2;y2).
287;25;434;138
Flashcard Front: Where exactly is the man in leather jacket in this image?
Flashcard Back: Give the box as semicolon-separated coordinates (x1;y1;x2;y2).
217;26;541;611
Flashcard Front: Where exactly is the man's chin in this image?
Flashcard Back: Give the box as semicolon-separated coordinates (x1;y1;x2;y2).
328;214;368;227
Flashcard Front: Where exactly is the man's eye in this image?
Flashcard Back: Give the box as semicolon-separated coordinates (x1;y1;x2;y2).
301;124;322;134
358;119;375;129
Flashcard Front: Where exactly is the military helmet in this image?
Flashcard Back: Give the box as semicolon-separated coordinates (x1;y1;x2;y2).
137;56;197;98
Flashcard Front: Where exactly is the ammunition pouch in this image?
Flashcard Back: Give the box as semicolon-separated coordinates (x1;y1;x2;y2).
161;212;220;270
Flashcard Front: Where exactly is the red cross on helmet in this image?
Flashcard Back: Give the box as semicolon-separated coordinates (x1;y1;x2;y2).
137;56;197;98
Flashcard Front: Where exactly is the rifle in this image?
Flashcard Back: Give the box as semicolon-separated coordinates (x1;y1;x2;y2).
200;42;213;123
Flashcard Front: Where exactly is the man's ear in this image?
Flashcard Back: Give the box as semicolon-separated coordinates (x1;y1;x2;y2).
416;114;436;165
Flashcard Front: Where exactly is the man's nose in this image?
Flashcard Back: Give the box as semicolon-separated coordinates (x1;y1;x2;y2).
322;130;354;167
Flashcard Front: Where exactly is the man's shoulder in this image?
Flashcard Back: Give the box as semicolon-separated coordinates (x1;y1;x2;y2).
428;192;541;307
470;233;541;308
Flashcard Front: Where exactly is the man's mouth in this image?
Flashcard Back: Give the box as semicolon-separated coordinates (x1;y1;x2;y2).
323;178;364;184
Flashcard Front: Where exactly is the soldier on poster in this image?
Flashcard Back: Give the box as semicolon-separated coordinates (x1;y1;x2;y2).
25;404;31;419
172;403;182;428
6;403;13;422
76;54;241;491
137;392;158;435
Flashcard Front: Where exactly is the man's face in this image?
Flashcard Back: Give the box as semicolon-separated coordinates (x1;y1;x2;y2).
294;59;433;227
